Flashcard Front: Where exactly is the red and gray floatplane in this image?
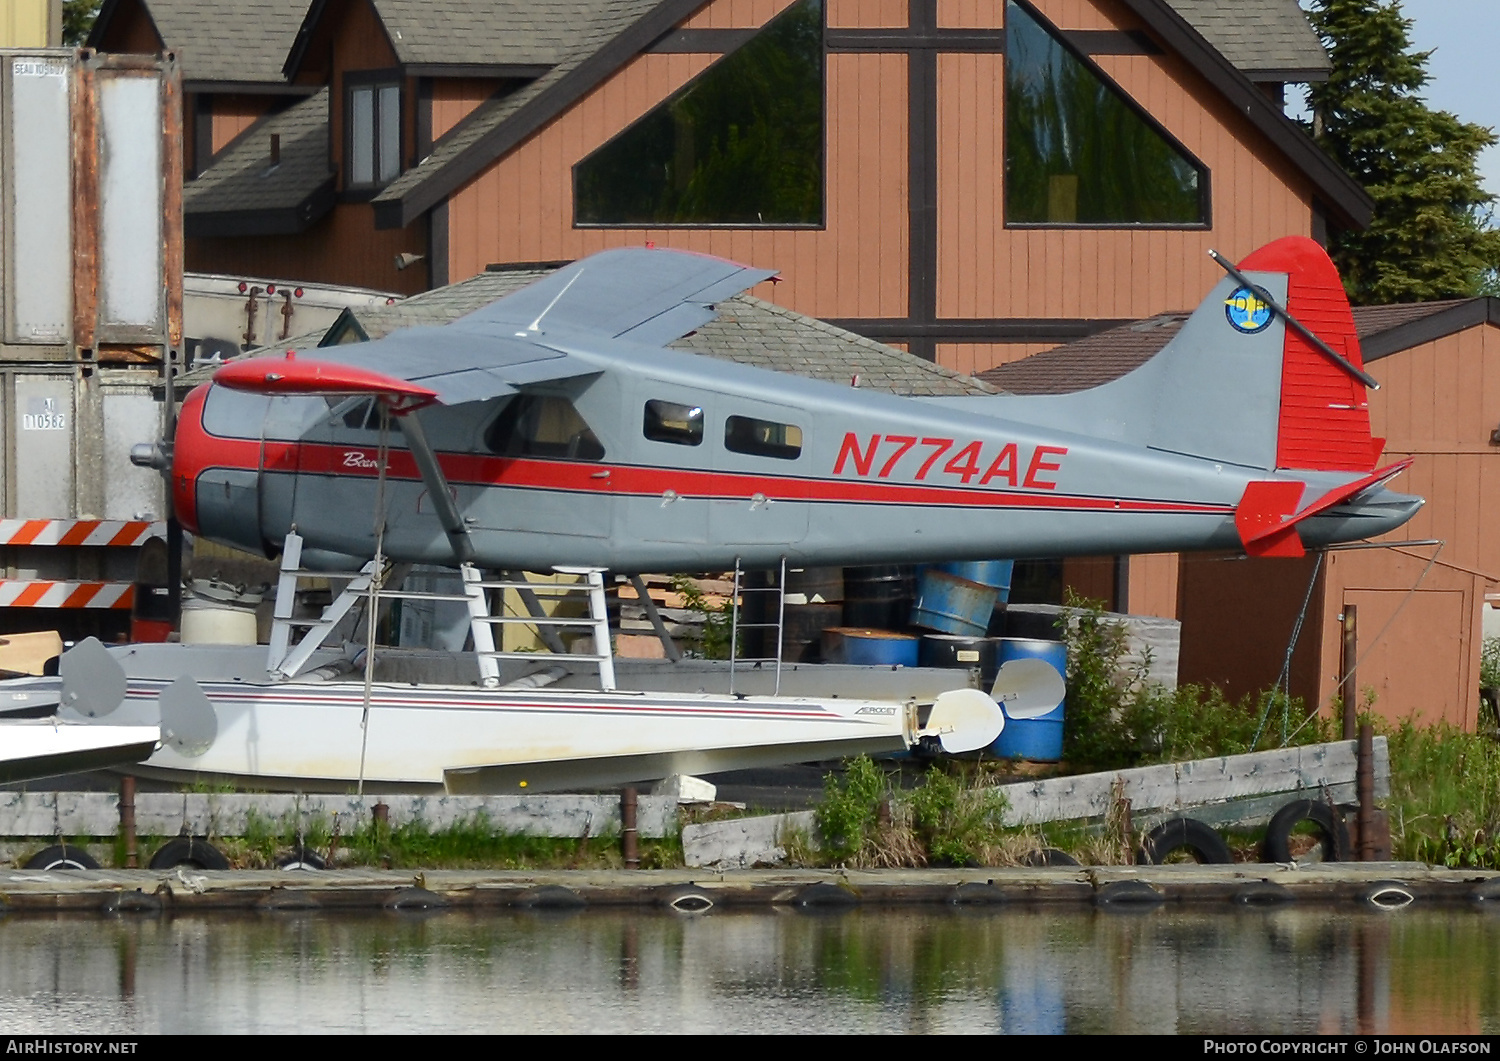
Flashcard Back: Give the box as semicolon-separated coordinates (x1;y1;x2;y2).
8;236;1420;792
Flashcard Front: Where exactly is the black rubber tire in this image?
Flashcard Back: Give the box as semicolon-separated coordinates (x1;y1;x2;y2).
147;836;230;871
1137;817;1234;865
24;844;100;871
1261;800;1349;863
275;846;327;871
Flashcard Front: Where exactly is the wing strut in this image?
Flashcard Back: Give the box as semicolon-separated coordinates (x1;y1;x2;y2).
395;409;475;565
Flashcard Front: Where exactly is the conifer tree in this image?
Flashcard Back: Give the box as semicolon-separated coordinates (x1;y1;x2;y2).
1305;0;1500;303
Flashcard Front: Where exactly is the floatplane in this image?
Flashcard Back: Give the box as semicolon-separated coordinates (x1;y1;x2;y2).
3;236;1421;792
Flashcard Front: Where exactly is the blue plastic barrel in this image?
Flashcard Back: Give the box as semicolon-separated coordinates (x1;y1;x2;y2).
821;627;919;667
911;569;997;636
938;560;1015;603
993;637;1068;762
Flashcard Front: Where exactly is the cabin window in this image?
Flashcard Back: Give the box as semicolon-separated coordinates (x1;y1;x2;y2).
486;395;605;461
1004;0;1206;226
573;0;823;226
347;80;401;188
725;415;802;460
643;400;704;446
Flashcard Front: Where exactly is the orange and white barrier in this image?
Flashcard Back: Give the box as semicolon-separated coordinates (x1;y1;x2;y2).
0;520;164;547
0;581;135;609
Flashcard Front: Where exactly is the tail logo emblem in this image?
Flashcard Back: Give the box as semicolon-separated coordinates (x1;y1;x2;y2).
1225;286;1273;334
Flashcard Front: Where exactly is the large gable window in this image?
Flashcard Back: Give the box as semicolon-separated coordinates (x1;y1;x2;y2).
574;0;823;227
347;78;400;189
1005;0;1205;226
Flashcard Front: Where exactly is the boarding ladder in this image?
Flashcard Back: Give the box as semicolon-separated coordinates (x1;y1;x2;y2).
265;533;616;689
728;557;786;695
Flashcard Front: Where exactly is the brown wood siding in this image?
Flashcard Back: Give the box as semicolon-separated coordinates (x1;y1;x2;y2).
97;0;164;53
937;0;1003;30
682;0;795;29
1032;0;1140;31
936;45;1314;322
1366;324;1500;578
186;203;425;295
828;0;906;27
445;50;911;320
1063;555;1117;611
935;342;1056;376
1125;552;1178;619
330;0;399;194
210;96;275;155
1177;551;1325;709
430;79;505;141
1315;548;1482;730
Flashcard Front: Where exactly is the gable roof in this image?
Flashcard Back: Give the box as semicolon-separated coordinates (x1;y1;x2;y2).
183;90;335;237
371;0;1367;230
1164;0;1329;82
89;0;309;88
979;297;1500;394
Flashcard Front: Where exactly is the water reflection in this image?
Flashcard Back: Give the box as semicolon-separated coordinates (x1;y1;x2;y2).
0;906;1496;1034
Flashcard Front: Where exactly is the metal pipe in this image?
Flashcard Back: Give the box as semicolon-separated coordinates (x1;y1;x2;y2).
119;775;137;869
621;787;639;869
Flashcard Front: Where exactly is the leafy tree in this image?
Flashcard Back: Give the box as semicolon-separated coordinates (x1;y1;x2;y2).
62;1;100;46
1305;0;1500;303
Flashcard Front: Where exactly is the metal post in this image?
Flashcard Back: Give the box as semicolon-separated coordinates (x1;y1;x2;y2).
621;787;639;869
1340;604;1358;740
1357;722;1375;862
119;775;137;869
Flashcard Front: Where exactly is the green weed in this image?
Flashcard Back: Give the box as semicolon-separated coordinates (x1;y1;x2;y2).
1386;720;1500;868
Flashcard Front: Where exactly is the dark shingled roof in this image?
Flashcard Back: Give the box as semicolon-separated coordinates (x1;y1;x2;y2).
980;298;1500;394
978;314;1188;394
183;90;334;236
1165;0;1330;80
90;0;307;85
371;0;619;67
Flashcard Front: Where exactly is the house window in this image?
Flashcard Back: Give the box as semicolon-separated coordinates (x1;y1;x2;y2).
574;0;823;226
348;81;401;188
725;415;802;460
1005;0;1206;226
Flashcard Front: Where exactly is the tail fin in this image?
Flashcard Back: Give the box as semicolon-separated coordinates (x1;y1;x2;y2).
1238;236;1382;473
985;235;1380;475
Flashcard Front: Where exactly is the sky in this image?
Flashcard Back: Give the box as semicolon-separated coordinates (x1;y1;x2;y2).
1295;1;1500;209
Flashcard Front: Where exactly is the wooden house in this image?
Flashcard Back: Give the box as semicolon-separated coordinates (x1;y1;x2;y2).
90;0;1368;368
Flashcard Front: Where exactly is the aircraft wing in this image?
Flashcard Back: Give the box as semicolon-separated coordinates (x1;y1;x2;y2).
216;326;600;407
452;247;778;345
215;248;773;407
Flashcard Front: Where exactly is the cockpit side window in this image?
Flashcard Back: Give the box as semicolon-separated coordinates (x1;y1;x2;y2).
485;394;605;461
725;414;802;460
643;400;704;446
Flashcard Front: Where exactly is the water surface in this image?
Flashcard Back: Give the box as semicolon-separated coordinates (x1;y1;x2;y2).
1;906;1495;1034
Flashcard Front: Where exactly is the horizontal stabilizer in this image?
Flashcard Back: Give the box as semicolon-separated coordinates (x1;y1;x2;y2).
1235;459;1414;557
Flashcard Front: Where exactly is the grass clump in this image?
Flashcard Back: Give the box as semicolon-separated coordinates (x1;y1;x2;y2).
1386;720;1500;868
1058;592;1327;770
815;756;1011;867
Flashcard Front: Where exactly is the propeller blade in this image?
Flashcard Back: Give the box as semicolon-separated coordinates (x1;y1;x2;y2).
990;657;1066;720
924;687;1005;754
59;637;128;718
159;676;218;757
